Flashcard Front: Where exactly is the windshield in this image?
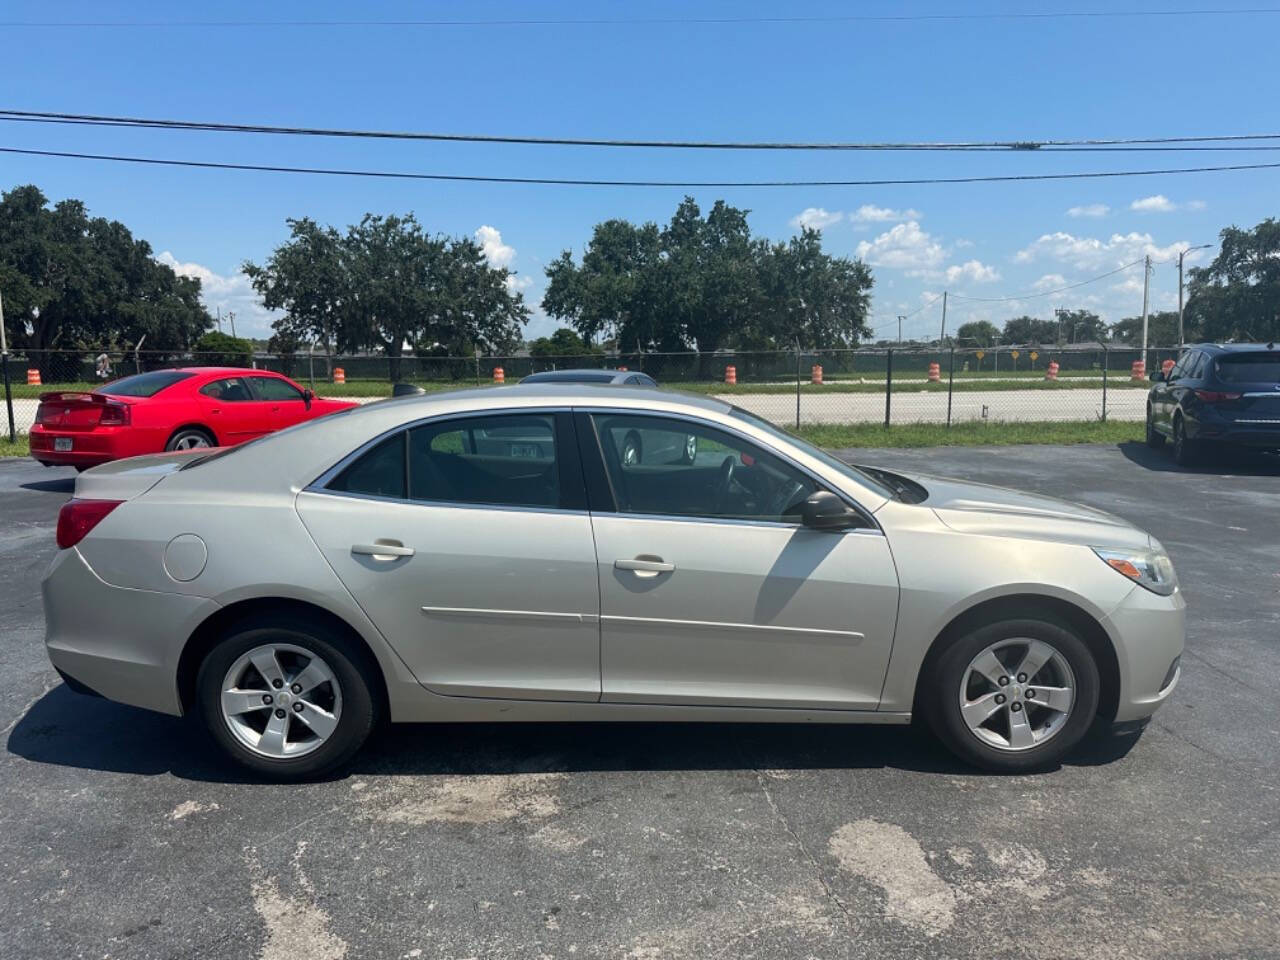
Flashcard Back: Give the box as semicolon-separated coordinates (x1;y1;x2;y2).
728;406;899;501
98;370;195;397
1215;353;1280;383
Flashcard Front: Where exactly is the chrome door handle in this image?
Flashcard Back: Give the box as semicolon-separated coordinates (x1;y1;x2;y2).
352;540;414;560
615;557;675;576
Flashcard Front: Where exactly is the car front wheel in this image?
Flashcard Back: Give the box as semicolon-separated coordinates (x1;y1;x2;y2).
923;618;1100;772
195;615;378;780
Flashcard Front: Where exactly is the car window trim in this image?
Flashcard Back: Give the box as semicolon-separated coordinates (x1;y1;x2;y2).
575;406;880;533
306;406;589;515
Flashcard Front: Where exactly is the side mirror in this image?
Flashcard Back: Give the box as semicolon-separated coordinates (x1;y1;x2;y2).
800;490;859;531
302;388;314;408
1150;370;1164;383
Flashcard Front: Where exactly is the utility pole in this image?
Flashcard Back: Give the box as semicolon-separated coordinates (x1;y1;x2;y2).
1177;244;1212;350
227;311;237;339
1139;255;1152;373
0;289;14;442
896;315;905;346
216;306;223;333
939;292;948;346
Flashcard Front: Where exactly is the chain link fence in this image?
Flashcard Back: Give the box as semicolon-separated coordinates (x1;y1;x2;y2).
3;344;1184;440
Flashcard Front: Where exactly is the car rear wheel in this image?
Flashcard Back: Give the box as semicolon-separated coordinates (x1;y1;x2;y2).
166;427;215;452
195;615;377;780
1172;415;1199;466
1145;407;1165;448
923;617;1100;772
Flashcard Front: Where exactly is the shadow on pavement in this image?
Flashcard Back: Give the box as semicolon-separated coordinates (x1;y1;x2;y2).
20;477;75;493
8;683;1139;783
1117;440;1280;476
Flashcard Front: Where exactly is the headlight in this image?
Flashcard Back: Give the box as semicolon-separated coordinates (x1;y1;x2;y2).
1092;547;1178;596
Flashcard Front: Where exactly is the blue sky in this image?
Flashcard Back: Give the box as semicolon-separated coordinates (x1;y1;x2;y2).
2;0;1278;343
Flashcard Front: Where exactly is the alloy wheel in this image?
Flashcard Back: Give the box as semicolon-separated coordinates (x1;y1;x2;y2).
220;642;343;759
173;432;211;450
958;637;1076;751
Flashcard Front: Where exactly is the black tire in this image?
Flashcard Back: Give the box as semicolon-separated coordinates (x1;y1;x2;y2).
1172;415;1199;467
165;426;216;452
922;617;1100;773
195;614;378;781
679;434;698;465
1145;407;1165;448
621;430;643;466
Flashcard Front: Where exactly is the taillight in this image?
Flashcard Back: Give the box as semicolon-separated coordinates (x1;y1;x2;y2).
1193;390;1242;403
56;499;123;549
98;402;130;426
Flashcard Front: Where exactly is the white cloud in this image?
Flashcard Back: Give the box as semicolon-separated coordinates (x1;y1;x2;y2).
1130;195;1175;213
475;224;516;268
849;204;922;224
943;259;1000;284
855;221;946;271
789;207;843;230
1013;231;1191;270
1067;203;1109;218
1032;273;1068;291
1186;199;1207;211
155;251;279;338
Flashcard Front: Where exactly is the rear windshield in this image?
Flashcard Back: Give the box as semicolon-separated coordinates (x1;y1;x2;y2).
99;370;195;397
1215;353;1280;383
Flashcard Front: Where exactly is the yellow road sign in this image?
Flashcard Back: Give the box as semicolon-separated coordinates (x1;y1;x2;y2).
1011;350;1020;360
975;350;985;360
1030;350;1039;362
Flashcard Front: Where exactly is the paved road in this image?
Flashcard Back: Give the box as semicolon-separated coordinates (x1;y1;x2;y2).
2;445;1278;959
8;385;1145;436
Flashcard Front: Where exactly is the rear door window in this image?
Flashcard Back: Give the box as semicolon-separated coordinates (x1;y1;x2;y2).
328;434;407;499
199;377;255;402
408;414;560;508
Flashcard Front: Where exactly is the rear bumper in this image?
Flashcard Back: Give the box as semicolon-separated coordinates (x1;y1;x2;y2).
42;547;219;716
29;425;131;466
1187;413;1280;448
1102;584;1186;724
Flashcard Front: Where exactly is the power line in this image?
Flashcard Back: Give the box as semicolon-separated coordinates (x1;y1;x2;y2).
5;109;1280;152
950;260;1148;303
871;293;944;333
5;145;1280;188
5;9;1280;27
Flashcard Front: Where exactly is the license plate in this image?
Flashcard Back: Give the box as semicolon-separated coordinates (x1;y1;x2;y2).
54;438;72;452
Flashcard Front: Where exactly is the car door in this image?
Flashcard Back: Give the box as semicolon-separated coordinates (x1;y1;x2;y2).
294;410;602;701
196;376;275;444
582;411;899;711
247;374;310;430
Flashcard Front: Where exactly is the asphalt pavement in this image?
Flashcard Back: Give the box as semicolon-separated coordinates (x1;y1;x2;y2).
1;443;1277;959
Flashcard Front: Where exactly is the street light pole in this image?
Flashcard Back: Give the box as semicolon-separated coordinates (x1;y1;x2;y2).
1178;244;1212;350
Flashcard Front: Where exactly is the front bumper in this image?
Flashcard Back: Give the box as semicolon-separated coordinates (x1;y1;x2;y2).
1102;583;1186;723
42;547;219;716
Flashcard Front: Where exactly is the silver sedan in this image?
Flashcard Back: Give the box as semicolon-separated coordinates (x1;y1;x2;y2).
43;384;1184;779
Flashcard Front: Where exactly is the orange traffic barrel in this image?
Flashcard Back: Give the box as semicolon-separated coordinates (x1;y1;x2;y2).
1045;361;1060;381
928;362;941;382
26;369;41;385
1131;360;1146;381
811;364;823;385
333;367;346;384
1162;359;1175;377
493;367;505;384
725;365;737;385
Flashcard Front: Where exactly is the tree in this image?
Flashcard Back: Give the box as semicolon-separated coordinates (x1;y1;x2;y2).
195;330;253;366
1053;309;1107;344
1002;315;1059;345
956;320;999;348
1111;311;1183;346
1185;219;1280;342
528;327;599;358
0;184;211;373
247;212;530;380
542;197;873;354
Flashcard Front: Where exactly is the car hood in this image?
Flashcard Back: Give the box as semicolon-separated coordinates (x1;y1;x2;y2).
900;471;1152;550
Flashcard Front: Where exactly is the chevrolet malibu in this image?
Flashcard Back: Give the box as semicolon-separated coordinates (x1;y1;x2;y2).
43;385;1184;779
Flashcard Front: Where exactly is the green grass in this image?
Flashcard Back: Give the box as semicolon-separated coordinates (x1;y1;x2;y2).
0;434;29;457
793;419;1142;449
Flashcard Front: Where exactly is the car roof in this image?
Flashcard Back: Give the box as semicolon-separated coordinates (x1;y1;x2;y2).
370;382;729;417
1193;342;1279;354
521;368;638;383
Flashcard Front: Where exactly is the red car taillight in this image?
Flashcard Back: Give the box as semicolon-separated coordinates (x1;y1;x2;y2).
1194;389;1242;403
98;402;130;426
56;499;123;549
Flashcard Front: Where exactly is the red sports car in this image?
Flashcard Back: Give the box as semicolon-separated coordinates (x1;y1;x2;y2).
30;367;358;470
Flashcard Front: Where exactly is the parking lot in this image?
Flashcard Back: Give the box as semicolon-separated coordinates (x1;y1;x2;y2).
2;443;1278;960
